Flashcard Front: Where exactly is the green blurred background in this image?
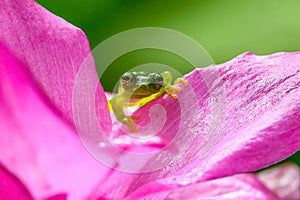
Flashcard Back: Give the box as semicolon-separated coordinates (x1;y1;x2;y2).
36;0;299;167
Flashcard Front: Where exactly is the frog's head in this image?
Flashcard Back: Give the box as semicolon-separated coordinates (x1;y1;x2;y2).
120;71;164;99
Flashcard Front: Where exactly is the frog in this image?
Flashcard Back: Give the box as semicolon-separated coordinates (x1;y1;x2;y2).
108;71;188;133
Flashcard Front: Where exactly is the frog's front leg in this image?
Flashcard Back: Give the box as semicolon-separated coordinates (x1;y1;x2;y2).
161;72;188;99
110;93;138;133
164;78;189;99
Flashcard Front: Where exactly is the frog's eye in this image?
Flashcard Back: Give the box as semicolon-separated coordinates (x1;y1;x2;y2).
155;76;163;83
151;74;164;85
120;72;135;89
122;74;131;81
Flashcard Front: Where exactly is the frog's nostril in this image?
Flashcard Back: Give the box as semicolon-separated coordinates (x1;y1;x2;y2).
155;84;163;90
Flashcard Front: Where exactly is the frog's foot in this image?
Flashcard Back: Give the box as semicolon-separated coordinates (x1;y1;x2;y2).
165;78;188;99
174;78;188;86
165;85;182;99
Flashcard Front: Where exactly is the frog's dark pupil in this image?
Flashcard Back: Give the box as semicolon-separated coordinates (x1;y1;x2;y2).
122;75;131;81
155;77;163;82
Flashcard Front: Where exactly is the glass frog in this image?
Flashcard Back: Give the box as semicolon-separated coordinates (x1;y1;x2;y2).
108;71;188;133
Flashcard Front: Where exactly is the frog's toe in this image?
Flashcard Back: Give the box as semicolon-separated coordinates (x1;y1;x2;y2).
131;115;140;120
169;93;178;99
166;85;182;92
172;86;182;92
165;86;180;99
175;78;188;86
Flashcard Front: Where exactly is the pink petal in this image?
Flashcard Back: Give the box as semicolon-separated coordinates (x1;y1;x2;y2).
44;193;67;200
0;43;108;199
0;163;33;200
257;163;300;200
178;52;300;179
150;174;279;200
0;0;110;126
95;52;300;198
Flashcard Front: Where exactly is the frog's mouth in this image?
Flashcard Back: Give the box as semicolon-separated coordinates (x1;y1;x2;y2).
129;84;163;99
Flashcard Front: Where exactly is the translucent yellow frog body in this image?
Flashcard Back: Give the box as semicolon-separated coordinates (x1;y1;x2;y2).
108;71;188;133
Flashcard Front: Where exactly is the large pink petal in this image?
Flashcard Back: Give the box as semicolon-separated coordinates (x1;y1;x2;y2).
0;0;110;126
177;52;300;179
257;163;300;200
0;43;109;199
95;52;300;198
